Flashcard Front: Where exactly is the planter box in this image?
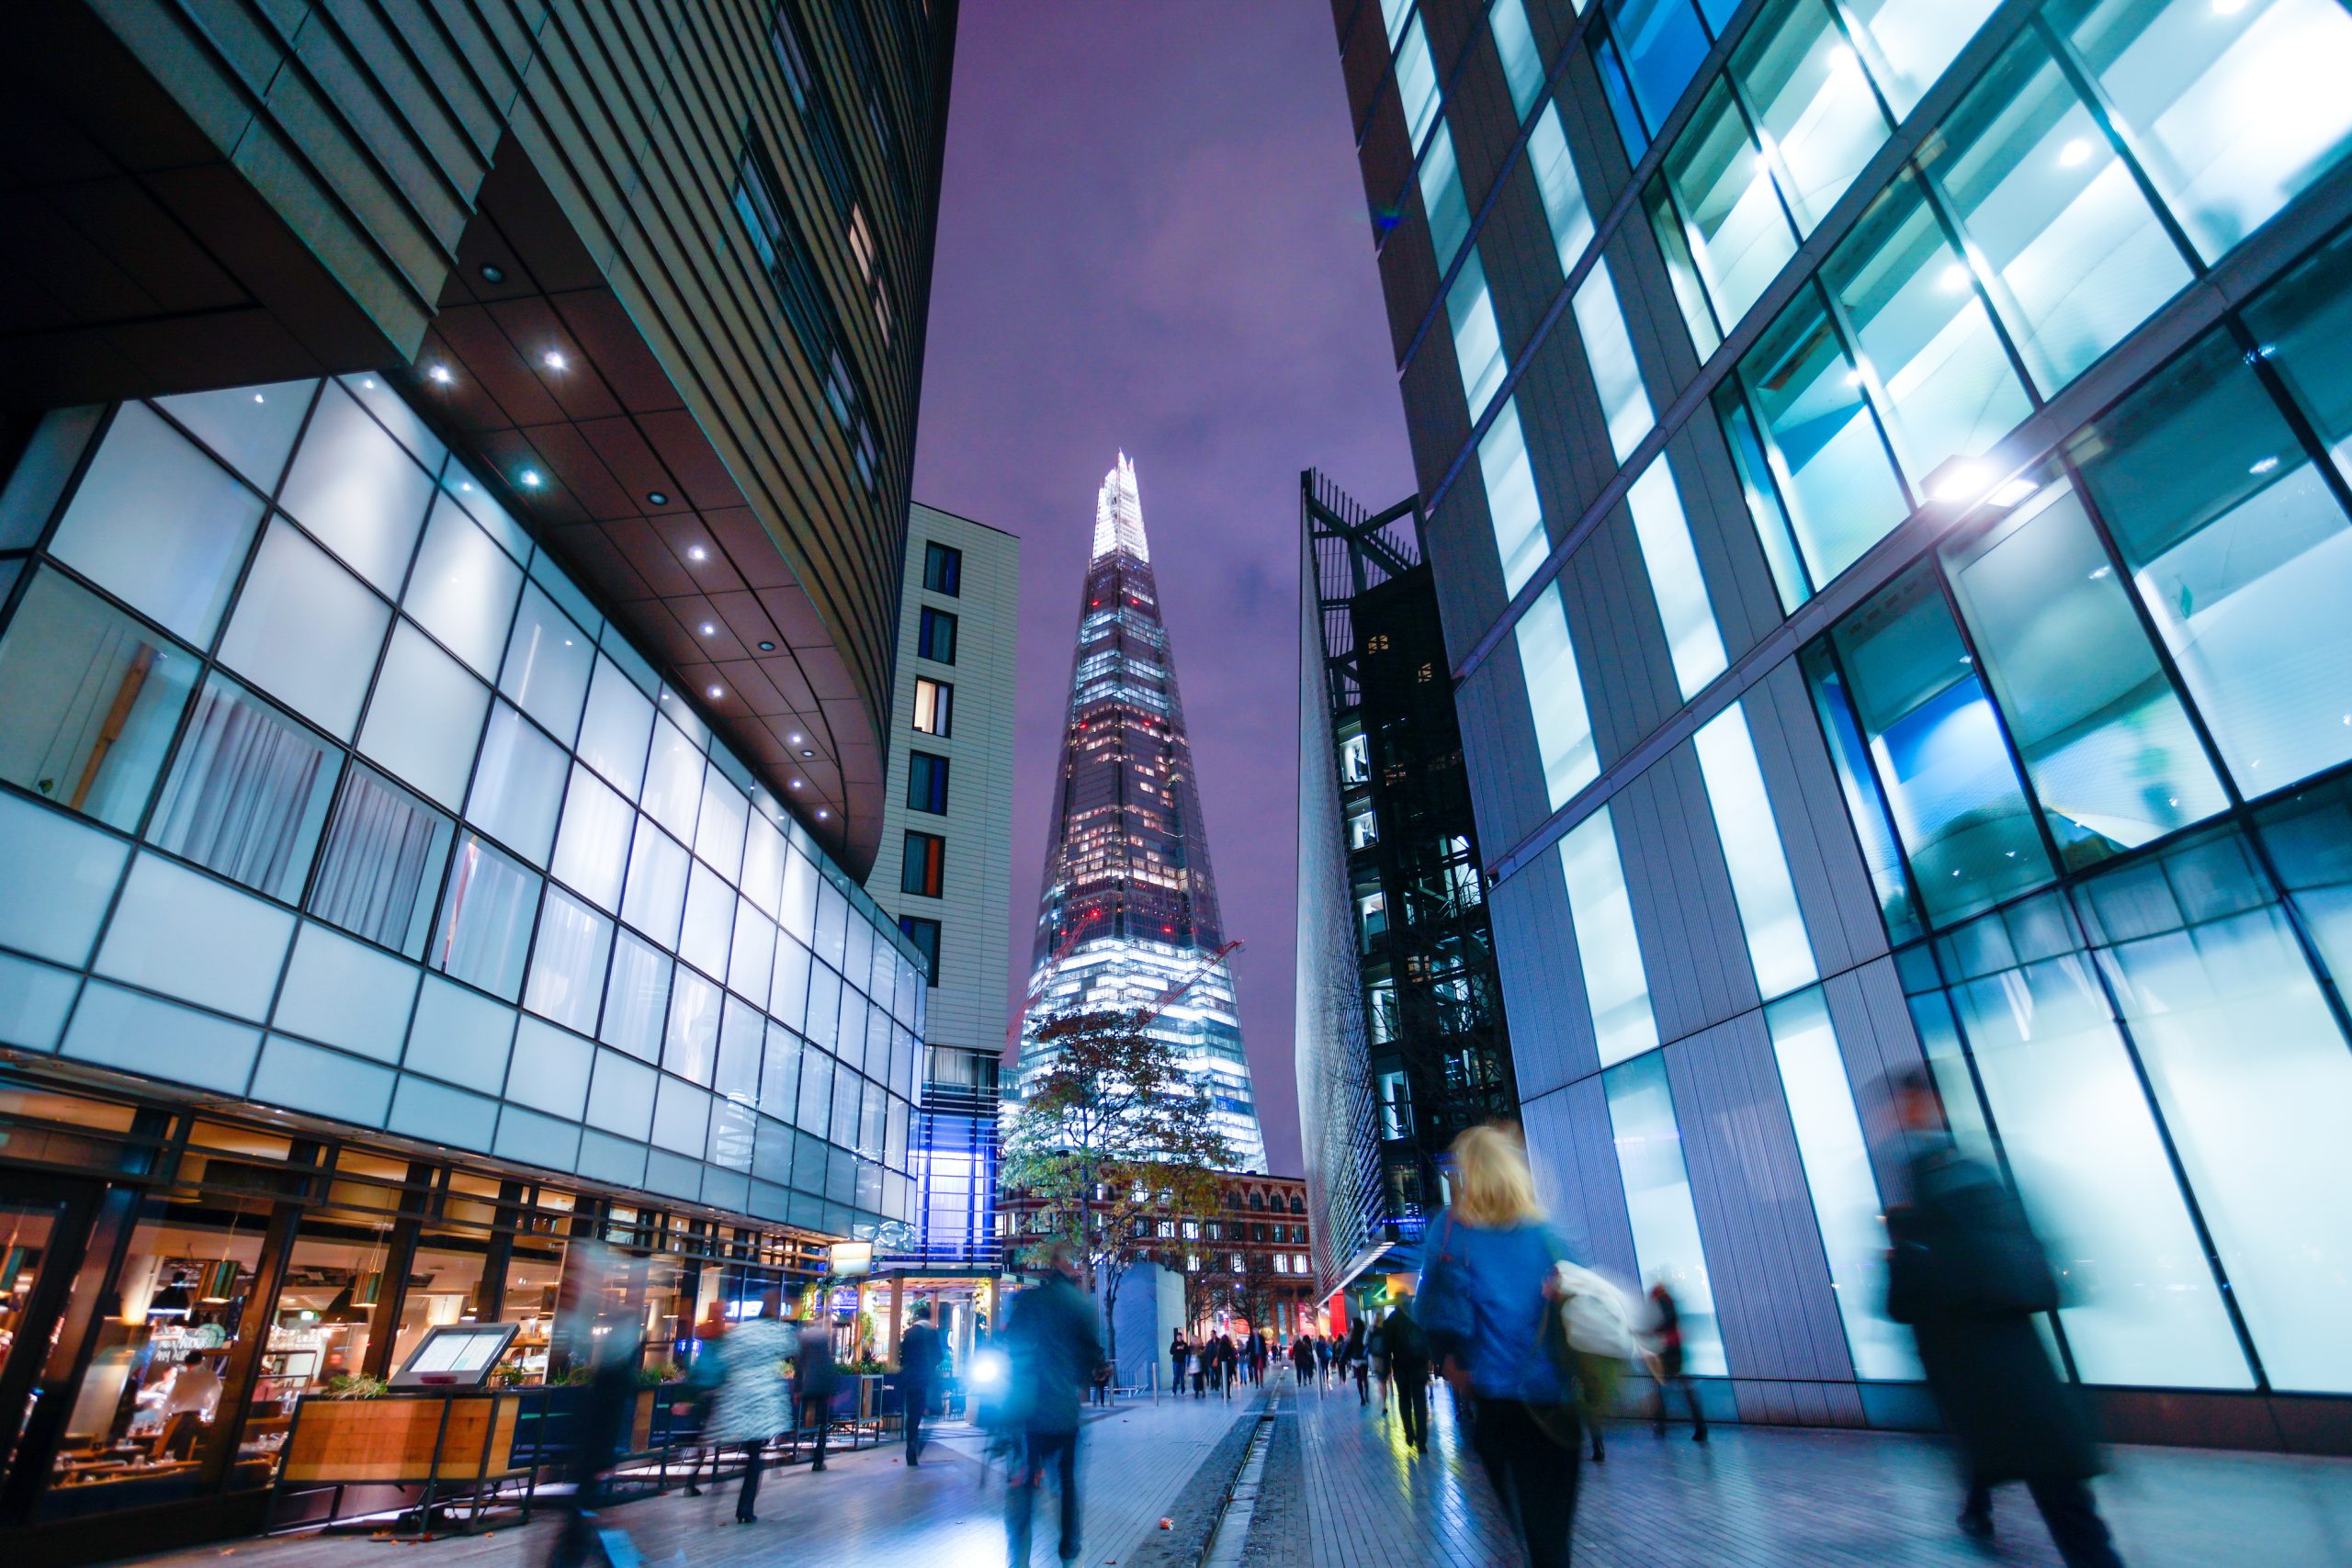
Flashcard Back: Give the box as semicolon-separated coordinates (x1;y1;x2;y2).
280;1394;522;1485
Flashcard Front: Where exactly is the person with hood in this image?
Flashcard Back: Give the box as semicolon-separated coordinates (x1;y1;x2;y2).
1419;1123;1586;1568
900;1301;944;1467
1003;1244;1104;1568
1375;1289;1432;1452
793;1297;842;1473
696;1298;792;1521
1886;1072;2125;1568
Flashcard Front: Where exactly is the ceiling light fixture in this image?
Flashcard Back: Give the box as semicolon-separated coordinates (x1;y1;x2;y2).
481;263;506;283
758;640;775;652
520;469;543;488
543;350;568;371
790;780;803;790
687;546;707;562
708;685;723;699
817;809;829;820
1930;461;1993;503
700;623;717;637
800;749;815;758
427;365;454;385
648;491;669;505
2058;137;2094;168
788;733;803;745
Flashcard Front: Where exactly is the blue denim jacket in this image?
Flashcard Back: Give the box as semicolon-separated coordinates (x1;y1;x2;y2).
1417;1208;1576;1404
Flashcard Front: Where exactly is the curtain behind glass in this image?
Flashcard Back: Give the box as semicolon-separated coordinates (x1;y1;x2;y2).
151;677;341;904
311;765;451;957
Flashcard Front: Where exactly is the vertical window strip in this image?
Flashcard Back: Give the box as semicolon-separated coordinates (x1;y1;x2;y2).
1447;252;1509;420
1515;586;1598;808
1491;0;1546;119
1529;107;1597;276
1692;703;1817;1001
1397;18;1443;152
1623;454;1726;699
1602;1051;1726;1373
1561;805;1658;1066
1763;987;1919;1381
1420;122;1473;272
1478;399;1549;596
1572;258;1655;463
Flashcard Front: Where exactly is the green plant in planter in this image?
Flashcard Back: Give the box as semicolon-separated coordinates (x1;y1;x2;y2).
636;1363;684;1388
493;1364;530;1388
324;1373;389;1400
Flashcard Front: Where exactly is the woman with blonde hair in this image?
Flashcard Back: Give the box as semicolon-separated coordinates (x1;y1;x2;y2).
1419;1122;1585;1568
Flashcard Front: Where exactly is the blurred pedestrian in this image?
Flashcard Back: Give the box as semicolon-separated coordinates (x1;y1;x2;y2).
546;1242;643;1568
702;1298;791;1521
1346;1318;1371;1405
1004;1244;1104;1568
1376;1291;1431;1453
1420;1124;1586;1568
1644;1280;1706;1443
793;1300;841;1473
1288;1333;1314;1388
1315;1333;1332;1391
1886;1071;2125;1568
1169;1330;1190;1400
901;1301;944;1467
1216;1332;1237;1399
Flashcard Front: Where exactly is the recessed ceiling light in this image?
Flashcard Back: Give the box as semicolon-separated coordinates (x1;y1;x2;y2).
520;469;542;488
252;393;266;404
817;809;829;820
481;262;506;283
362;378;377;389
758;640;775;652
708;685;723;699
427;365;454;385
648;491;669;505
788;733;803;745
800;749;815;758
543;350;568;371
2058;137;2094;168
700;622;717;637
790;779;803;790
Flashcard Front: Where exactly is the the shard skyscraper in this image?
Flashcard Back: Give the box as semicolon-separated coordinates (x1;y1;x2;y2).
1017;455;1266;1173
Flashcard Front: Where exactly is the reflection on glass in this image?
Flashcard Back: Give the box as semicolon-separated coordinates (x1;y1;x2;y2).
1602;1053;1725;1373
1560;806;1657;1067
2074;830;2352;1393
1516;585;1599;807
1396;17;1442;151
1829;568;2053;923
1617;0;1713;130
1624;455;1725;699
1717;389;1811;611
1734;0;1891;229
1804;644;1921;942
1447;252;1509;420
1419;123;1471;272
1693;704;1815;998
2056;0;2352;264
1826;175;2032;485
1479;400;1549;595
1573;259;1654;465
1942;482;2228;866
0;570;197;831
1529;107;1597;275
2256;773;2352;983
1834;0;1998;118
1926;35;2189;393
2068;330;2352;794
1735;291;1911;584
1936;897;2251;1389
309;764;452;959
431;833;538;1001
1663;84;1799;334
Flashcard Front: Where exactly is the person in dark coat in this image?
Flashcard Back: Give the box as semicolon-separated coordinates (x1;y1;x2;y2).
1345;1318;1371;1404
1169;1330;1190;1399
1374;1292;1431;1452
1644;1280;1706;1441
1004;1245;1104;1568
1288;1333;1315;1387
900;1302;944;1467
1886;1072;2124;1568
792;1304;842;1473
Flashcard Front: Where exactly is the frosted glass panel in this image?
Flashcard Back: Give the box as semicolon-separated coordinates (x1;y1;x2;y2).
577;656;653;796
664;967;722;1086
1516;588;1598;809
1479;400;1550;596
1603;1053;1725;1373
1571;259;1654;464
1838;0;1998;118
339;374;447;470
586;1049;657;1137
769;937;811;1029
679;860;736;979
217;519;392;740
1561;807;1658;1066
1947;942;2251;1387
403;976;515;1094
1490;0;1544;116
51;402;265;645
388;1075;496;1151
1419;125;1471;271
429;833;538;1001
95;852;294;1020
1396;18;1442;149
0;953;80;1052
639;719;705;842
467;703;568;866
2078;842;2352;1393
621;818;689;946
273;920;417;1062
359;624;489;810
1446;254;1509;420
1530;107;1597;275
652;1077;713;1156
62;982;259;1094
150;674;341;903
600;931;673;1062
0;569;198;829
153;380;313;491
781;848;819;942
1624;456;1725;699
760;1027;802;1116
729;898;776;1002
253;1035;395;1126
277;381;435;593
741;816;786;917
695;769;749;882
508;1015;594;1122
526;886;614;1035
550;765;631;911
500;585;594;746
404;495;522;677
1765;989;1917;1379
1692;705;1817;999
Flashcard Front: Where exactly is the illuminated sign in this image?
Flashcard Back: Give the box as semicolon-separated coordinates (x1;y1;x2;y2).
830;1241;874;1278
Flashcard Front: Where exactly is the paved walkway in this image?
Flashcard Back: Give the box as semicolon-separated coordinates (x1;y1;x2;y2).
108;1374;2352;1568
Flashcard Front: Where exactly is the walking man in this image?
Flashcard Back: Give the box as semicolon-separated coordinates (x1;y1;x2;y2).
900;1301;944;1467
1004;1244;1103;1568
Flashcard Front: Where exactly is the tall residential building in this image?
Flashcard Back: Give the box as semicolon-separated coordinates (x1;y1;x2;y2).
866;504;1019;1267
1018;457;1267;1173
1332;0;2352;1450
0;2;956;1552
1295;473;1516;1301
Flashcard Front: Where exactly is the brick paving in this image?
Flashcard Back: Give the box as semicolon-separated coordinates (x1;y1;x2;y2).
104;1373;2352;1568
1274;1370;2352;1567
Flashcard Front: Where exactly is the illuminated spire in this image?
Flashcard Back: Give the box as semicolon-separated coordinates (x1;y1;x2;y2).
1090;450;1150;563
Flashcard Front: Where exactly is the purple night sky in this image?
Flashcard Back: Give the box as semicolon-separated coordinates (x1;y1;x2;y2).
910;4;1415;1177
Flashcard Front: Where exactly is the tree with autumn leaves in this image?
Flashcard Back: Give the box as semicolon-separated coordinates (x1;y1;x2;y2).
999;1008;1236;1380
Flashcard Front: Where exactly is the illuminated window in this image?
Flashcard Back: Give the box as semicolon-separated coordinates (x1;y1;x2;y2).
913;677;953;736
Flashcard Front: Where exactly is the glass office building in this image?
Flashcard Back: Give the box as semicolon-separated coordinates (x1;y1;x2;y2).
1332;0;2352;1447
1017;457;1267;1173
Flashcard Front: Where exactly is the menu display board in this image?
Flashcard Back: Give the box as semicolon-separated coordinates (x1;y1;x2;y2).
389;1324;520;1388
